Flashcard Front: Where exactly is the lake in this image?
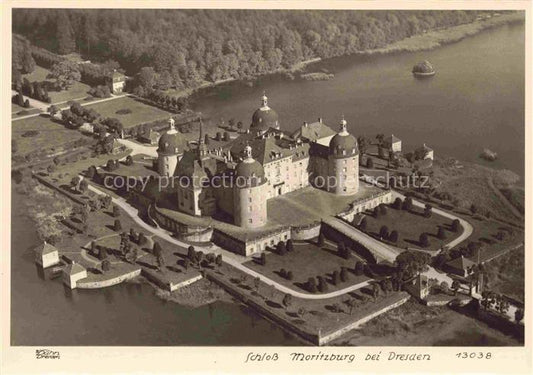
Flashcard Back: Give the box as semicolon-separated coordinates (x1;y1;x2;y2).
192;22;525;179
11;22;525;346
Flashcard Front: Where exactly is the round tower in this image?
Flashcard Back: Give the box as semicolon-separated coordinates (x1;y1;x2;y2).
327;116;359;195
250;92;279;133
157;117;181;177
233;145;268;228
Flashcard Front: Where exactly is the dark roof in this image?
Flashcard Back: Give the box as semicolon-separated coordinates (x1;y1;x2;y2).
446;256;476;271
251;107;279;131
329;133;358;158
384;134;401;144
157;130;185;155
235;159;266;186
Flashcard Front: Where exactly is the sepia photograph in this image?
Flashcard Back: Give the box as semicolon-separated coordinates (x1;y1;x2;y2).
5;2;528;358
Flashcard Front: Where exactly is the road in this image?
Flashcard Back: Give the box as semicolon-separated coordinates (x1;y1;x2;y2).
85;180;372;299
323;217;400;263
12;91;128;122
116;138;158;158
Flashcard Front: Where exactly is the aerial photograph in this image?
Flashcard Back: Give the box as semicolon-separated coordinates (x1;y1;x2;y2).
10;8;525;347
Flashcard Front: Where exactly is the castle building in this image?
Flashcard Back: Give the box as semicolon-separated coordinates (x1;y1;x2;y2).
156;118;185;177
155;93;361;228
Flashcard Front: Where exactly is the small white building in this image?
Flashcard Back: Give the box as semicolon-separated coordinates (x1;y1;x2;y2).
34;241;60;268
62;261;88;289
109;70;126;94
383;134;402;153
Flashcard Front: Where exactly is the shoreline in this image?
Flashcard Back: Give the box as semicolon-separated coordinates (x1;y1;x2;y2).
181;12;523;99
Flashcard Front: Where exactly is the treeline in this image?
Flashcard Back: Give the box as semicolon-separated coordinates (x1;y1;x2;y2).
14;9;491;91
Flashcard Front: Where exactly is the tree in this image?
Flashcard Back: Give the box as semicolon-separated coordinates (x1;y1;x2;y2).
451;219;461;232
395;251;431;281
376;133;385;146
470;204;478;215
137;67;157;90
254;277;260;292
276;241;286;255
317;276;328;292
125;155;134;166
56;11;76;54
307;277;317;293
50;60;81;90
215;254;223;267
138;233;147;247
79;179;89;193
237;121;243;132
101;259;111;272
286;239;294;252
354;261;364;276
357;136;368;155
378;145;385;159
287;271;294;280
372;283;380;301
332;270;340;285
366;157;374;169
156;254;165;271
437;226;447;240
98;247;108;260
379;204;387;216
402;197;413;211
112;205;121;217
152;241;163;257
419;233;429;248
260;252;266;266
282;293;292;309
389;230;399;243
346;299;357;315
451;280;460;295
424;204;433;218
379;225;389;239
340;267;349;282
70;176;80;191
114;219;122;231
187;245;195;260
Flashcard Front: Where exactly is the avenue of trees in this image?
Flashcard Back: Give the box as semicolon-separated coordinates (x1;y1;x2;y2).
13;9;485;92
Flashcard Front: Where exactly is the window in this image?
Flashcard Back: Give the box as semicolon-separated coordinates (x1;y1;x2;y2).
249;205;252;212
249;218;253;224
248;197;252;203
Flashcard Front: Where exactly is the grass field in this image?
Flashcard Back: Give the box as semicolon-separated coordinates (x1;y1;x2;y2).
359;204;460;251
12;115;84;156
244;240;369;293
83;96;172;129
22;65;92;104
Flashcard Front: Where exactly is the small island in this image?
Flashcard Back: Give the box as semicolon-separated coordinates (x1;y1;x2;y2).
481;148;498;161
412;60;436;77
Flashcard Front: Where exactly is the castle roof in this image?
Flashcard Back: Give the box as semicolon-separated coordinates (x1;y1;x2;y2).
157;129;186;156
329;118;358;158
385;134;401;144
34;242;58;256
250;93;279;132
292;120;336;143
446;256;476;271
63;262;86;276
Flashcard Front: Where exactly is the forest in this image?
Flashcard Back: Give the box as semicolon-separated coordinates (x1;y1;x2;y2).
13;9;489;91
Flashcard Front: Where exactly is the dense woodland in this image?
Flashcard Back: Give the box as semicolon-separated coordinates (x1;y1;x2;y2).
13;9;487;91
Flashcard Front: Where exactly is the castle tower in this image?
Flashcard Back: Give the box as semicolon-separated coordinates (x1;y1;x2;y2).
327;116;359;195
233;145;268;228
250;92;280;133
157;117;181;177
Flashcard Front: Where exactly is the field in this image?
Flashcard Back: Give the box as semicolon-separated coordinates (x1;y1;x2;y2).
12;114;85;156
359;204;460;251
244;240;370;293
83;96;172;129
483;245;524;302
22;65;92;104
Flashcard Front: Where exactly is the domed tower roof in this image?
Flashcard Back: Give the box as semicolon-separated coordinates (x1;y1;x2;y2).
235;145;265;187
329;116;358;158
158;117;181;155
251;92;279;132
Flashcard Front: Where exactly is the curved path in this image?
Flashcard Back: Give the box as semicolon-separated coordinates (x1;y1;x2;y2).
85;182;373;299
390;190;473;250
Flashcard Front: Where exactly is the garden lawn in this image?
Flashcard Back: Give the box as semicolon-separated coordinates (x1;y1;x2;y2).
83;96;172;129
22;65;91;104
361;204;461;251
243;240;370;294
12;115;84;156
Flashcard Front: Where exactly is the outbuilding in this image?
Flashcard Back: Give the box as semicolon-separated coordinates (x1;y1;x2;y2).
34;241;60;268
62;261;88;289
